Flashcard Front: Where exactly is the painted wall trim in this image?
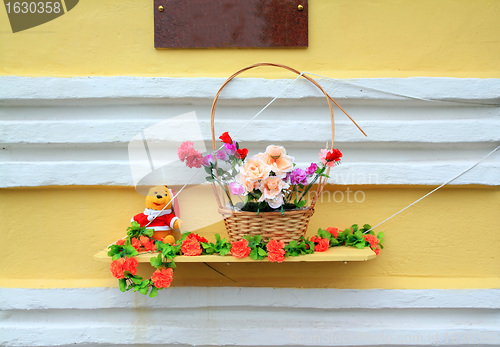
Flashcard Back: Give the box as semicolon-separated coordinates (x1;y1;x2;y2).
1;77;499;187
1;76;500;104
1;288;499;346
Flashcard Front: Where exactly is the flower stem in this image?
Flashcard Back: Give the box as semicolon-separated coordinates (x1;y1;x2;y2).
297;166;327;203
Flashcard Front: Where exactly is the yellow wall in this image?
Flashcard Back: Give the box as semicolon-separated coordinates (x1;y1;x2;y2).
1;0;498;290
1;0;499;78
1;185;499;289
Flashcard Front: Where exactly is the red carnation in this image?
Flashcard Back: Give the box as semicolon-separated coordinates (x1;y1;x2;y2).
325;148;342;162
110;258;126;279
219;132;232;144
266;239;286;263
151;268;174;288
122;257;138;276
181;236;202;256
326;227;340;238
236;148;248;160
314;238;330;252
140;235;156;252
230;239;251;259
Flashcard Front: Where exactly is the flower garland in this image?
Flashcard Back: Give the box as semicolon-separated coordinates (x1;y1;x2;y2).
107;222;384;297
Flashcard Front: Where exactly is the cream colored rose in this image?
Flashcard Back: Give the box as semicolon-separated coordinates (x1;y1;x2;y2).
258;176;289;208
258;145;294;177
235;173;260;193
239;156;271;182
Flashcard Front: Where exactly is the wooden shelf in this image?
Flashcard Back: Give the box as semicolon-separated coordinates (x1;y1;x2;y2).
94;246;376;263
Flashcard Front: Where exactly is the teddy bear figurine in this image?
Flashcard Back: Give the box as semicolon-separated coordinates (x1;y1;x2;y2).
132;185;182;244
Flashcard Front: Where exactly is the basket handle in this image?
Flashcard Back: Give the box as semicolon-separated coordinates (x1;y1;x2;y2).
210;62;346;150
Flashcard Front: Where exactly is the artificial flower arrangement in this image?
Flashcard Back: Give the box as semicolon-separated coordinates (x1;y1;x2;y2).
107;222;384;297
179;131;341;214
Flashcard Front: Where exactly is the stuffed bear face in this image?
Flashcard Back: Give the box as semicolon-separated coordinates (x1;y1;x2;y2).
145;185;174;211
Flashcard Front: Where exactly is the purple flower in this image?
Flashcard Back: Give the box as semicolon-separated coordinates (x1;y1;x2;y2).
306;163;318;175
224;143;237;155
216;149;228;161
288;168;308;185
229;182;245;195
202;154;215;167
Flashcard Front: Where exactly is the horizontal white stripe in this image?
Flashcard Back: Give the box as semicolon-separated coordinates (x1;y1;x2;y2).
0;288;499;347
0;77;498;188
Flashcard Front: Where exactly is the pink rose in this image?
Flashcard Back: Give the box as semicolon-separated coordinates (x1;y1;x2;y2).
229;182;245;195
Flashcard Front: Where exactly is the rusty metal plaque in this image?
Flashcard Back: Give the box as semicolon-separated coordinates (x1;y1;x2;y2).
154;0;308;48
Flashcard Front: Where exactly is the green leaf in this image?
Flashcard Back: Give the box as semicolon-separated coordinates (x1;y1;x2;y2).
149;286;158;298
119;278;126;292
150;254;163;268
111;254;122;261
258;248;268;257
206;176;215;182
132;276;143;285
139;287;149;295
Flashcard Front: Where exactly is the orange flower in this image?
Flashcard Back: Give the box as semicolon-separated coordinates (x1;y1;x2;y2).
140;235;156;252
314;238;329;252
230;239;251;259
131;237;141;251
115;239;125;246
110;258;126;279
258;145;294;177
181;237;202;256
239;157;271;182
326;227;340;238
267;239;286;263
267;249;285;263
151;268;174;288
122;257;138;276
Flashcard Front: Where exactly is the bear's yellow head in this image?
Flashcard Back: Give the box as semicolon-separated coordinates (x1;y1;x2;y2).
145;185;174;211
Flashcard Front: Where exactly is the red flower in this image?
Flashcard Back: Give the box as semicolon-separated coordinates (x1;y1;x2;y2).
314;238;330;252
325;148;342;162
266;239;286;263
363;234;379;249
122;257;138;276
131;237;141;251
110;258;126;279
181;236;202;256
363;234;381;255
140;235;156;252
326;227;340;238
110;256;138;279
151;268;174;288
236;148;248;160
230;239;251;259
191;233;208;244
219;132;232;144
115;239;125;246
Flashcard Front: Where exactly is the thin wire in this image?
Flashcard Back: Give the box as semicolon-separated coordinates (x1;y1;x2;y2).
303;72;500;106
363;144;500;234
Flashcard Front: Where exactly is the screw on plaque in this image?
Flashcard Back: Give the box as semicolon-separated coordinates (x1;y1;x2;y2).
297;4;304;11
158;5;164;12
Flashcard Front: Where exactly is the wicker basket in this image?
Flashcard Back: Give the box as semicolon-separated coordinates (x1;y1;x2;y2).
210;63;359;243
